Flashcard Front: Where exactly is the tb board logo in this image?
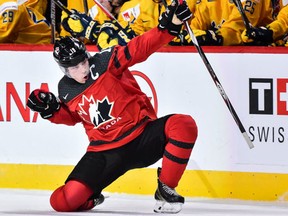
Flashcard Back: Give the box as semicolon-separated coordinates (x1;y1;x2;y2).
249;78;288;115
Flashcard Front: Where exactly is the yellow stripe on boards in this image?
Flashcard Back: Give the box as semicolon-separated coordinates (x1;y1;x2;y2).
0;163;73;190
0;163;288;201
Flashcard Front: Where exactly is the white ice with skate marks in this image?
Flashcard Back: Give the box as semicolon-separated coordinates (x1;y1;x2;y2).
1;189;288;216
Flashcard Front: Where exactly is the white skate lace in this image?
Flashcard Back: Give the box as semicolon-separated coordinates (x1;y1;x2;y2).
162;183;179;196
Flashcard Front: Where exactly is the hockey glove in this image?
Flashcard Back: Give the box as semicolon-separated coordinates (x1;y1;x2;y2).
175;1;192;22
169;30;193;46
62;9;100;43
97;20;137;50
158;0;182;36
241;26;273;45
27;89;60;119
196;30;223;46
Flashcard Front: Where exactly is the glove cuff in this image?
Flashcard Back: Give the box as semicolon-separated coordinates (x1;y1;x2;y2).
264;27;274;43
175;2;192;22
167;23;182;36
40;103;60;119
158;3;178;32
196;30;223;46
85;20;99;42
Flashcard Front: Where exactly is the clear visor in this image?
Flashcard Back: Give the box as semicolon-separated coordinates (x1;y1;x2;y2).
59;53;91;78
59;66;71;78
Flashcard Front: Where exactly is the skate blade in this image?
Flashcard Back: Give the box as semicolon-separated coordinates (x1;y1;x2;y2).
153;200;182;214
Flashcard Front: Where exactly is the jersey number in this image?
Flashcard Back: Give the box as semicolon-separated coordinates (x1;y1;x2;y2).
244;0;256;15
2;11;14;23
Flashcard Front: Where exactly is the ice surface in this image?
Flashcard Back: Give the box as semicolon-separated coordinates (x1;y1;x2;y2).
0;189;288;216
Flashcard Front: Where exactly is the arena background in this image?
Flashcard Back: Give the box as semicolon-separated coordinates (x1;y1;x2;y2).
1;45;288;201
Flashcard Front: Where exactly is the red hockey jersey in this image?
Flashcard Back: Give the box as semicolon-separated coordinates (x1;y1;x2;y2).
48;27;174;152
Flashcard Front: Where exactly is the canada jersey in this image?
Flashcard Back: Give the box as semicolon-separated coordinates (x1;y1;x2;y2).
49;28;175;152
58;51;157;150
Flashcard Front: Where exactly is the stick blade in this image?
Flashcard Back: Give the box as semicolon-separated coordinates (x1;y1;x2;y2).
242;132;254;149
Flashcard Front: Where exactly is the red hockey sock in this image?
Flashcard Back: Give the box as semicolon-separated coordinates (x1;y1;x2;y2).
159;114;198;188
50;180;94;212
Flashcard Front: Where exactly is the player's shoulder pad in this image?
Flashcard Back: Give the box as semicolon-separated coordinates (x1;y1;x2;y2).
89;46;114;76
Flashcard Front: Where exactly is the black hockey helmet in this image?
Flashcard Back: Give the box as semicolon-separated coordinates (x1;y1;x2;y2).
53;36;89;68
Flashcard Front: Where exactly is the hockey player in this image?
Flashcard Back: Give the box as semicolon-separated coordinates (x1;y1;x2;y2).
190;0;284;46
26;0;197;214
117;0;140;26
129;0;169;36
129;0;196;45
59;0;110;37
189;0;241;46
61;0;137;50
91;0;139;49
130;0;196;35
61;8;136;50
0;0;51;44
241;3;288;45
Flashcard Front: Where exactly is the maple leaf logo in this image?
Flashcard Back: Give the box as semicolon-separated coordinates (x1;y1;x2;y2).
78;96;115;128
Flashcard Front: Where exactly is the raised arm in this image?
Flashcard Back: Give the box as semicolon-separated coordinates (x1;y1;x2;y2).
110;0;192;73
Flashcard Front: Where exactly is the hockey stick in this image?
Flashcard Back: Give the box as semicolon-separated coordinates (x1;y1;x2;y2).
50;0;56;43
53;0;71;15
53;0;90;23
163;0;254;149
83;0;89;14
232;0;253;31
92;0;123;28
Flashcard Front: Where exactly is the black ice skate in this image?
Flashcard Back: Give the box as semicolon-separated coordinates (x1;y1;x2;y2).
79;193;105;211
93;193;105;207
154;179;184;213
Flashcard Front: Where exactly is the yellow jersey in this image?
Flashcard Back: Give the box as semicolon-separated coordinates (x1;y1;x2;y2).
0;0;51;44
268;4;288;40
130;0;196;36
191;0;284;45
